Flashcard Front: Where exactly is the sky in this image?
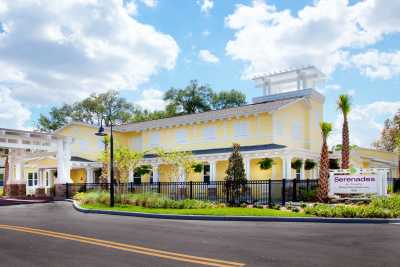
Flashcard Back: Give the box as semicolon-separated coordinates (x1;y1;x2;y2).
0;0;399;148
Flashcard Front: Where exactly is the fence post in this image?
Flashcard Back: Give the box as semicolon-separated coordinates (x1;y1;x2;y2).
129;182;133;193
65;183;69;199
292;179;297;202
157;181;161;194
190;181;193;199
281;179;286;206
268;179;272;207
306;178;310;192
83;183;87;193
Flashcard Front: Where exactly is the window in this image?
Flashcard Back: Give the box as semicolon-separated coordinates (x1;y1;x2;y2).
234;122;248;138
175;129;188;144
203;164;210;184
149;132;160;147
97;139;104;151
314;111;321;128
28;172;38;187
203;126;216;141
292;121;303;139
131;136;143;151
273;120;284;136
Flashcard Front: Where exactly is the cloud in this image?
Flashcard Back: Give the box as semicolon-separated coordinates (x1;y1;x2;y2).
139;0;157;8
198;50;220;63
225;0;400;77
202;30;211;37
350;50;400;80
197;0;214;14
329;101;400;147
0;86;31;129
0;0;179;106
135;89;166;111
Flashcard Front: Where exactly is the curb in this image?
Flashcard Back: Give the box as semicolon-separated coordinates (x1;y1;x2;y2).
71;201;400;224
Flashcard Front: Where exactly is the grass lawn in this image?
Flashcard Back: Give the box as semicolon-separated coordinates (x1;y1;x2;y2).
80;203;311;217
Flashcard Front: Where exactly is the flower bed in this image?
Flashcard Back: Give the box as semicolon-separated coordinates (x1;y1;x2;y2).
304;194;400;218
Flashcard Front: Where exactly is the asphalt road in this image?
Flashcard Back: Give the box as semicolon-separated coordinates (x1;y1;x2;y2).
0;202;399;267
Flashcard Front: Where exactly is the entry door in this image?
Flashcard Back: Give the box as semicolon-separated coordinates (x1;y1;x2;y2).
27;172;39;194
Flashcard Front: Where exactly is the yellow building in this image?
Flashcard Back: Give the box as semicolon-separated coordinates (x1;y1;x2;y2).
1;66;398;196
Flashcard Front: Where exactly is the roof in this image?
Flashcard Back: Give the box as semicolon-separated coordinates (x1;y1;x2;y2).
143;143;286;158
71;156;95;163
115;97;302;132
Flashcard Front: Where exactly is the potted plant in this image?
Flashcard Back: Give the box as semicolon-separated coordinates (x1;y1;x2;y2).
258;158;274;170
291;159;303;170
305;159;316;170
191;163;203;173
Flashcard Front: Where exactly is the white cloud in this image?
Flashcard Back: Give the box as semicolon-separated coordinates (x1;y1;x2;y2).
0;86;31;129
0;0;179;106
197;0;214;14
198;50;220;63
140;0;157;8
329;101;400;147
225;0;400;77
351;50;400;80
135;89;166;111
125;1;138;15
202;30;211;37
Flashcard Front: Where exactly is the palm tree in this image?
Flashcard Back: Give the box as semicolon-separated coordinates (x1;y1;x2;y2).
317;122;332;203
337;94;351;169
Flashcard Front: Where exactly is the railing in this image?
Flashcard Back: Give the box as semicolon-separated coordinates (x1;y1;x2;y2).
65;179;320;205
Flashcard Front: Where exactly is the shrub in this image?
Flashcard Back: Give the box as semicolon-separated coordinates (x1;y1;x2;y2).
299;189;317;202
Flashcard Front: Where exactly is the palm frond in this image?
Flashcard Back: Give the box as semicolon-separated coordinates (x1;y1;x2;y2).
320;122;333;138
337;94;351;115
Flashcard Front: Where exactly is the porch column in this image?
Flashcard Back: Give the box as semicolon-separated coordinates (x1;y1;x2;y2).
14;161;23;182
86;168;94;183
178;166;186;183
128;170;133;183
244;157;251;180
56;138;72;184
283;156;292;179
152;164;159;183
209;160;217;182
300;158;305;180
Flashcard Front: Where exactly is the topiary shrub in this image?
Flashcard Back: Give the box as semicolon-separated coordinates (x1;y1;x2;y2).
305;159;316;170
291;159;303;170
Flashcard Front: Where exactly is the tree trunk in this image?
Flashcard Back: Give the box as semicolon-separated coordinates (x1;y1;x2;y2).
341;117;350;169
317;138;330;202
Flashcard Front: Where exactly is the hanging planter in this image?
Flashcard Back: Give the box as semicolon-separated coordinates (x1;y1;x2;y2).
134;165;152;176
192;163;203;173
291;159;303;170
258;158;274;170
305;159;316;170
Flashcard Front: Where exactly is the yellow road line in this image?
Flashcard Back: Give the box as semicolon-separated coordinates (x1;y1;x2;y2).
0;224;245;267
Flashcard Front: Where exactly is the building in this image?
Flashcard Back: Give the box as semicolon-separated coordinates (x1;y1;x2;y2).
0;66;398;197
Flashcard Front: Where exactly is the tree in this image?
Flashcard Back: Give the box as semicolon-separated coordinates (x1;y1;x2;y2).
211;90;246;110
164;80;213;114
37;90;136;132
317;122;332;203
337;94;352;169
225;143;247;205
373;110;400;152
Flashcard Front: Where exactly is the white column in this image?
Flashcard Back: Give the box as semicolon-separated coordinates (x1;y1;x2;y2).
283;156;292;179
300;159;305;180
86;168;94;183
15;161;23;182
178;166;186;183
56;139;72;184
128;170;134;183
152;164;159;183
244;157;251;180
209;160;217;182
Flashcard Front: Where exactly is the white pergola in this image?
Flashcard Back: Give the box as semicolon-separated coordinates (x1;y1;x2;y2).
0;128;73;191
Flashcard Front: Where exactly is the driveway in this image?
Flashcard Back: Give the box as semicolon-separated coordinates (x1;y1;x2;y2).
0;201;399;266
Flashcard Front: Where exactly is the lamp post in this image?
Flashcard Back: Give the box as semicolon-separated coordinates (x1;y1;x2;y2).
95;108;115;207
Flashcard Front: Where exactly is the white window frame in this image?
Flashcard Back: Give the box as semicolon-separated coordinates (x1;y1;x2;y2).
203;126;217;142
175;129;188;145
233;121;249;138
131;136;143;151
149;132;160;147
292;121;304;139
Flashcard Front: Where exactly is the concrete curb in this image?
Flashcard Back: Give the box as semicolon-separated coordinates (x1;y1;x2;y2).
71;201;400;224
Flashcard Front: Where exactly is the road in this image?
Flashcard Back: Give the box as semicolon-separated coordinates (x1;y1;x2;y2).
0;202;399;267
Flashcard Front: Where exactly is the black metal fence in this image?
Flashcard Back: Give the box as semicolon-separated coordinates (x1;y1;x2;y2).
66;179;320;205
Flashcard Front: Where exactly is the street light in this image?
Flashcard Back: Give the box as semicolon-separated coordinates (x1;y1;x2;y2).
95;109;115;207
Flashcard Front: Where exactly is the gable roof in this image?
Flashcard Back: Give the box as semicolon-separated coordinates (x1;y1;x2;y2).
115;97;302;132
